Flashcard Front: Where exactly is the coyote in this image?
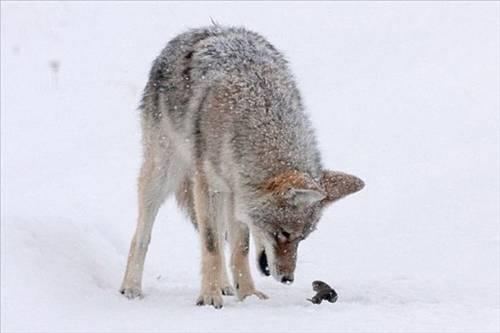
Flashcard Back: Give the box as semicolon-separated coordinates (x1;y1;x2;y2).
120;26;364;309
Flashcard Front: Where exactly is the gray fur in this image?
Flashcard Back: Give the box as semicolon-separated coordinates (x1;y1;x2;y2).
142;26;321;186
121;25;364;308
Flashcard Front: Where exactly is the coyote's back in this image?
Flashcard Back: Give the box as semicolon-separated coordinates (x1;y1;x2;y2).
142;26;322;180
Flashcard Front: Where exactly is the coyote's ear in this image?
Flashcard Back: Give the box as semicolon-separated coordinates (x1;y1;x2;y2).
285;188;326;208
262;170;325;207
320;170;364;205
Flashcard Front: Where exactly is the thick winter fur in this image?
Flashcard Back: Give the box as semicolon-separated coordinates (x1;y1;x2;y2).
120;25;364;308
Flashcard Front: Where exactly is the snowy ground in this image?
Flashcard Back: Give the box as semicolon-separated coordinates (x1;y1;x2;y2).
1;2;499;332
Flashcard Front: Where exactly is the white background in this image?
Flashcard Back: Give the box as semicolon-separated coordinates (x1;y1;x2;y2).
1;2;499;332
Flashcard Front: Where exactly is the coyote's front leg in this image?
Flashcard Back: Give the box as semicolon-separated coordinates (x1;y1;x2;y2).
228;218;268;301
193;173;224;309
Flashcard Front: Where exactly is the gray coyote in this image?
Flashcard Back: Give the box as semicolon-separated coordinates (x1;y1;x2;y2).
120;26;364;309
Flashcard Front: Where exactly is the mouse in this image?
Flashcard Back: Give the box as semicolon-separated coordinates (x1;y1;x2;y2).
307;280;338;304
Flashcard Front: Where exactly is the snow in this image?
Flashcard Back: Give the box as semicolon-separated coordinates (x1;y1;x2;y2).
1;2;499;332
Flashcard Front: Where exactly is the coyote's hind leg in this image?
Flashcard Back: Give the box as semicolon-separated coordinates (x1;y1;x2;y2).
120;150;169;299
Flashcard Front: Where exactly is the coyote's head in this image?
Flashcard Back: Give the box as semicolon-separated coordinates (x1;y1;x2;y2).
249;170;364;284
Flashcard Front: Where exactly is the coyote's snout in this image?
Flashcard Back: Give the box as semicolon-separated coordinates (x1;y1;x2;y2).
120;25;364;309
258;241;298;284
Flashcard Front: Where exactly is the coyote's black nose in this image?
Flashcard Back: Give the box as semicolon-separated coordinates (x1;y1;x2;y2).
281;276;294;284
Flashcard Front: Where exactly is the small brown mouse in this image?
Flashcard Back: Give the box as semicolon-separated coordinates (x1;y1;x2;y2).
307;280;338;304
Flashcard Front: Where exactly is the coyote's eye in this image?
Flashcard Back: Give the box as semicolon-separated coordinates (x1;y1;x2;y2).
276;230;290;243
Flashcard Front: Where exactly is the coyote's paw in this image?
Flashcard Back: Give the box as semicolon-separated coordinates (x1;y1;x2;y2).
221;285;235;296
119;286;142;299
196;292;224;309
237;288;269;301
